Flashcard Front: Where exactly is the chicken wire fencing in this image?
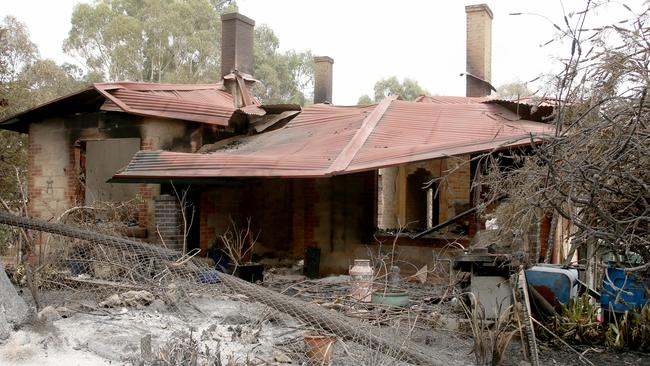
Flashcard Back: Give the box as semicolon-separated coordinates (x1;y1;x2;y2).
0;211;448;366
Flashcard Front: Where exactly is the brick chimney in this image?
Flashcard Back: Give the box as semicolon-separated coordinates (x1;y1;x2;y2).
313;56;334;104
465;4;493;97
221;12;255;78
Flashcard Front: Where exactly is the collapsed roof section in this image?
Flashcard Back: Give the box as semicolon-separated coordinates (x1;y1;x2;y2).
0;76;300;133
112;96;554;182
96;81;239;126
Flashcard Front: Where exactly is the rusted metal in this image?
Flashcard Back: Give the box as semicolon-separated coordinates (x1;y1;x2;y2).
326;95;397;174
99;87;236;125
0;80;269;131
346;99;552;172
113;97;553;181
96;81;261;125
484;97;556;122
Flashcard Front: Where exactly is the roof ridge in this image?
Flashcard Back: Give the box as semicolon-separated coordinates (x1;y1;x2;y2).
325;95;397;175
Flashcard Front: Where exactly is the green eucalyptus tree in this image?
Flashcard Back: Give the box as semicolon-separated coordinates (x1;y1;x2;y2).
358;76;429;104
64;0;314;104
64;0;223;83
253;24;313;105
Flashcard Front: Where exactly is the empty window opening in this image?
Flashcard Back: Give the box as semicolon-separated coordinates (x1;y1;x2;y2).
406;168;439;231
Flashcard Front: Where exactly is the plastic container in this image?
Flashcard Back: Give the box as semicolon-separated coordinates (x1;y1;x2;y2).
387;266;401;287
525;265;578;306
304;247;321;279
601;265;649;313
304;333;336;365
227;263;264;283
371;290;409;307
349;259;373;302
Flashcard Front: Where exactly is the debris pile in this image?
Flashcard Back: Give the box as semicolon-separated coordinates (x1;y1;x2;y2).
0;211;464;365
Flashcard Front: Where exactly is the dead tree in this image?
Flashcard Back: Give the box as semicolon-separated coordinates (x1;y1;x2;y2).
479;1;650;270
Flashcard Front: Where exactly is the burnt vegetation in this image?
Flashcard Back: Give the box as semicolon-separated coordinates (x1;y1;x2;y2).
480;1;650;270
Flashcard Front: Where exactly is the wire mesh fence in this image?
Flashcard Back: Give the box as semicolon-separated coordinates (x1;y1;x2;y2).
0;210;451;365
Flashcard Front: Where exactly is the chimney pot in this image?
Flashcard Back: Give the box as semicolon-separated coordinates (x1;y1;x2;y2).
221;12;255;78
313;56;334;104
465;4;493;97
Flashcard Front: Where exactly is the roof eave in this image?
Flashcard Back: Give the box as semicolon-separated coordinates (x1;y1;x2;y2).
0;86;99;133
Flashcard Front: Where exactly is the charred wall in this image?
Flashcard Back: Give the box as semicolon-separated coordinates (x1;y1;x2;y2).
27;111;200;247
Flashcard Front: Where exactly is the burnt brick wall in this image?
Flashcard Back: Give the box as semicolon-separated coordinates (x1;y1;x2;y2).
153;194;184;251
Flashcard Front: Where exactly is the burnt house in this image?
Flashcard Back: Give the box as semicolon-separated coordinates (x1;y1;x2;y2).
1;5;554;274
112;5;553;274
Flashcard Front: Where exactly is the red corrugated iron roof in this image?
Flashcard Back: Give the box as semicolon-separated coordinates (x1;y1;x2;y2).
99;86;236;125
415;95;556;123
114;103;375;178
112;97;553;181
0;76;267;131
95;82;250;126
346;99;550;172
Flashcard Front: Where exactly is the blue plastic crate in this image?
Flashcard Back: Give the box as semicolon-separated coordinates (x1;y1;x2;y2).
601;266;649;313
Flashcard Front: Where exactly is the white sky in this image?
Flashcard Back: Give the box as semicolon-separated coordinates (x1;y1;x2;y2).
1;0;647;105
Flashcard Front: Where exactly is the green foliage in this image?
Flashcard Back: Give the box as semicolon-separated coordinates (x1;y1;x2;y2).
63;0;313;104
357;94;373;105
374;76;428;102
358;76;428;104
544;295;604;345
253;25;313;105
542;295;650;351
606;305;650;352
0;16;37;84
64;0;223;83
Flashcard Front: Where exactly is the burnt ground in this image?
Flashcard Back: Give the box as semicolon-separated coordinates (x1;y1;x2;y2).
501;338;650;365
262;273;650;366
6;273;650;366
537;345;650;366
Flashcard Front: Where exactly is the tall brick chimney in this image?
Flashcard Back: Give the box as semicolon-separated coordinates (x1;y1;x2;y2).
221;12;255;78
465;4;493;97
313;56;334;104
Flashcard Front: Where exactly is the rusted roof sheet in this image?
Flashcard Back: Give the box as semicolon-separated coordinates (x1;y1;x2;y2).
99;86;236;125
95;82;242;126
346;99;551;172
115;104;374;179
0;79;266;131
416;95;556;123
112;98;553;181
484;97;556;122
0;87;102;133
487;96;559;107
